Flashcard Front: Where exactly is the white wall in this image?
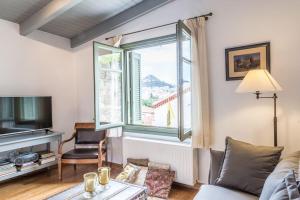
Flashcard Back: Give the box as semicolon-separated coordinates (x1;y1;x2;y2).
74;0;300;183
2;0;298;184
0;19;122;161
0;19;77;151
198;0;300;183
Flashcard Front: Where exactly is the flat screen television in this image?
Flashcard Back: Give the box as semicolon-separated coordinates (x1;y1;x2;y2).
0;97;52;136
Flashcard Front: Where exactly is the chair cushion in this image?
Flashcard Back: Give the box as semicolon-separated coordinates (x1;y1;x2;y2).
194;185;258;200
75;128;106;144
62;149;102;159
216;137;283;196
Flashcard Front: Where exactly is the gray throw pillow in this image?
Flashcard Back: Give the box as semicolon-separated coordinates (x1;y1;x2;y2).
285;171;300;199
260;151;300;200
216;137;284;196
270;170;300;200
270;181;289;200
208;149;224;184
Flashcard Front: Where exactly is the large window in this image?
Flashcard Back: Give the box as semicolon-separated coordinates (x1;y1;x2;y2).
94;21;192;140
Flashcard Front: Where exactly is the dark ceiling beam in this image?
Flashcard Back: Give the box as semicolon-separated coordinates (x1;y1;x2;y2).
71;0;174;48
20;0;84;36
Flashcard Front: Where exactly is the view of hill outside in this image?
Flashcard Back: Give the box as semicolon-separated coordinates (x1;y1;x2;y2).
130;43;179;128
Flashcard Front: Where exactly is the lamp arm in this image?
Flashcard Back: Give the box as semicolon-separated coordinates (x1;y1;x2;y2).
255;92;277;99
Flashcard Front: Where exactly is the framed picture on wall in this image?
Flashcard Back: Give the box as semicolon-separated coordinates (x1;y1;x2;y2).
225;42;270;81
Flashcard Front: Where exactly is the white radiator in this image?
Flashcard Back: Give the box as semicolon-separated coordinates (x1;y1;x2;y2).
122;136;198;186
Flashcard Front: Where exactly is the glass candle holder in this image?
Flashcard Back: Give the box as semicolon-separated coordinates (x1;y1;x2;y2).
98;167;111;190
83;172;97;199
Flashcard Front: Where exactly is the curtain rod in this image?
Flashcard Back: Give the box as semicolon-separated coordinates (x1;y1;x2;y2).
105;12;213;40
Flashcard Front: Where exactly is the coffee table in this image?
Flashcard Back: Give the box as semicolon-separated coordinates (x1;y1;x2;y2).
47;179;147;200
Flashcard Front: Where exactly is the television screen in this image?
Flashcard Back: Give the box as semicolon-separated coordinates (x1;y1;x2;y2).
0;97;52;135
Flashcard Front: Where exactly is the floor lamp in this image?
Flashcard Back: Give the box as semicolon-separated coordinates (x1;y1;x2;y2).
236;69;282;146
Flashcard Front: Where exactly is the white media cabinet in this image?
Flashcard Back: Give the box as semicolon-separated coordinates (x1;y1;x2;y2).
0;130;63;182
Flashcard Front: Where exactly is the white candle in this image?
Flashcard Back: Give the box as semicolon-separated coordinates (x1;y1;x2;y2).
100;168;109;185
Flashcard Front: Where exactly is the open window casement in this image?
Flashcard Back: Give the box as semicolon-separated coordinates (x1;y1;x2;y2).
93;42;125;131
128;52;142;124
177;20;192;141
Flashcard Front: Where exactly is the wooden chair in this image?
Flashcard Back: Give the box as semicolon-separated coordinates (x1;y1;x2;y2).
58;122;107;180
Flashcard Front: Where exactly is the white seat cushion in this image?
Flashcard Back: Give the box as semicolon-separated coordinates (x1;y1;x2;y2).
194;185;258;200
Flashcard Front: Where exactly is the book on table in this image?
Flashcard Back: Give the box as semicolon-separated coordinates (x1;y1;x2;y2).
37;151;55;159
39;156;56;165
0;151;57;175
0;163;16;176
19;162;39;171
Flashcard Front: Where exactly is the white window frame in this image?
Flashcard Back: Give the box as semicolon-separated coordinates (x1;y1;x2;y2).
93;42;125;131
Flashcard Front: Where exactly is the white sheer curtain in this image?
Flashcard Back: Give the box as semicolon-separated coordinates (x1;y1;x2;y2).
111;35;123;47
186;17;210;148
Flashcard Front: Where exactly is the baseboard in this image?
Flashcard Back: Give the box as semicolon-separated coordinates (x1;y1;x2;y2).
173;181;201;190
106;162;122;168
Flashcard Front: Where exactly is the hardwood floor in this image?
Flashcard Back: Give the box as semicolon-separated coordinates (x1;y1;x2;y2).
0;164;199;200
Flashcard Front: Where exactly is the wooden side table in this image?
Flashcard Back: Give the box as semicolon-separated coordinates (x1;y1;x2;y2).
0;130;62;182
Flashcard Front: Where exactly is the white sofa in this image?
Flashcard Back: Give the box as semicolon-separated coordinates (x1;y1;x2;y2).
194;151;300;200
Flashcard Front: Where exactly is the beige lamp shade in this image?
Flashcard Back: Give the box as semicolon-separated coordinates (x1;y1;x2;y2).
236;69;282;93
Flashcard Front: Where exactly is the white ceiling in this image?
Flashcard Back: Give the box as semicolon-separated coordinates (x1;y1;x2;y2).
0;0;52;23
40;0;143;38
0;0;143;38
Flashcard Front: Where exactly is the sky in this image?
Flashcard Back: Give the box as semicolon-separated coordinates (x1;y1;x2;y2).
133;43;177;85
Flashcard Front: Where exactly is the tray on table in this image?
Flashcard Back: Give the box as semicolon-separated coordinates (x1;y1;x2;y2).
47;179;147;200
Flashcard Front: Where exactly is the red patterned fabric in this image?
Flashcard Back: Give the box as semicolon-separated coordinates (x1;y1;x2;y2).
145;169;175;199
